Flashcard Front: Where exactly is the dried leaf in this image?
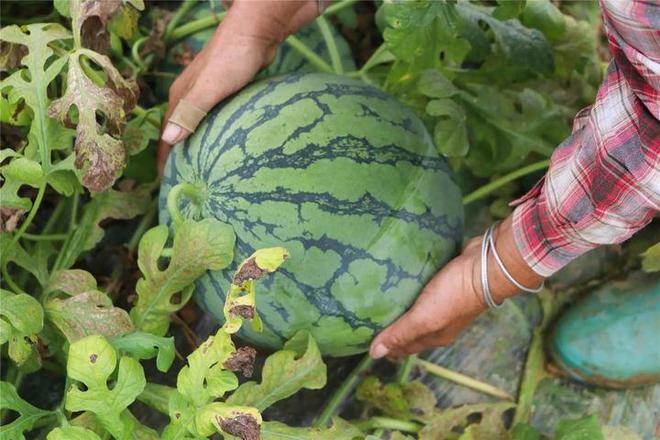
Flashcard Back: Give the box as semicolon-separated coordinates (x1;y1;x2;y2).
227;330;326;411
419;402;515;440
49;49;138;191
0;207;25;232
195;403;262;439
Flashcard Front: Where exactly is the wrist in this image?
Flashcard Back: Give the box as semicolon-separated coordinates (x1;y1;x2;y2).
489;216;545;303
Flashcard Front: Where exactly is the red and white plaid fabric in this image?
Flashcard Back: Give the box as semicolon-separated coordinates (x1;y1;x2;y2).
511;0;660;277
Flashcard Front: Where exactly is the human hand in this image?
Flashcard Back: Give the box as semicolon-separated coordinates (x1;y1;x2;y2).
157;0;322;173
369;216;544;359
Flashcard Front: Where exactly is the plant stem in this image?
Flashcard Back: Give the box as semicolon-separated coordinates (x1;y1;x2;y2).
21;232;68;241
396;354;417;384
69;191;80;230
42;198;66;235
415;358;514;401
133;105;162;128
168;12;227;43
353;416;422;433
315;354;374;427
167;182;206;226
359;43;390;74
323;0;360;16
165;0;198;39
8;185;46;251
285;35;333;73
315;16;343;74
462;159;550;205
2;264;28;295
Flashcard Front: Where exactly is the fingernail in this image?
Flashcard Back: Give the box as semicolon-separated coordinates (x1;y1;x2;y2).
370;343;389;359
161;123;184;144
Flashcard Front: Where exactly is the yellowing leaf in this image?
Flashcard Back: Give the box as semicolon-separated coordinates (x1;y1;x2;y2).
47;426;102;440
261;418;362;440
130;219;235;336
227;330;326;411
195;402;262;438
65;335;146;439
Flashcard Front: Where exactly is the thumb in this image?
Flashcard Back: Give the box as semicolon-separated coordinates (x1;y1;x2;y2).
369;308;424;359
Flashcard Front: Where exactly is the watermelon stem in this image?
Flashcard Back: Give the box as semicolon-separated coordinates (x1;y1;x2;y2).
167;12;228;44
352;416;422;434
395;354;417;384
462;159;550;205
323;0;360;16
414;358;515;401
167;182;206;226
164;0;198;42
314;354;375;428
315;16;344;74
285;35;334;73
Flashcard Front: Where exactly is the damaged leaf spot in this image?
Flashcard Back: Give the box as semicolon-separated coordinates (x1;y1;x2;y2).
230;305;255;320
232;257;266;285
223;347;257;378
89;353;98;363
218;414;260;440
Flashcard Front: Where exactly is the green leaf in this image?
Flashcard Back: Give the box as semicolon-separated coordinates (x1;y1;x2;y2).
417;69;458;99
493;0;526;20
108;4;141;40
137;383;177;416
520;0;566;41
356;376;436;423
0;155;44;210
65;335;146;439
47;426;102;440
262;418;362;440
122;109;162;156
53;0;71;17
0;24;70;168
511;423;541;440
45;270;133;342
130;219;235;336
48;48;138;192
554;415;604;440
419;402;515;440
0;289;43;367
0;381;53;440
110;331;175;372
640;242;660;272
426;99;469;157
176;330;239;407
227;330;326;411
0;235;53;287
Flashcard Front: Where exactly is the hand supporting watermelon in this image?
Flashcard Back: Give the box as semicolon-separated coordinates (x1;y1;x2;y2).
157;0;323;172
369;216;545;359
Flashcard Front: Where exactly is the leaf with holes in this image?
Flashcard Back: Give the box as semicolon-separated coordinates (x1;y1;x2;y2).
227;330;325;411
130;218;235;336
0;382;53;440
110;331;175;373
48;48;138;192
223;247;289;334
65;335;146;439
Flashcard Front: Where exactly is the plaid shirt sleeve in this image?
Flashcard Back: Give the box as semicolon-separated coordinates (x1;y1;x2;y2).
511;0;660;277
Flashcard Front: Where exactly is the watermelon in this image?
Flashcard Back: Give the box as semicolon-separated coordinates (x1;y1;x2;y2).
155;3;355;99
160;73;464;356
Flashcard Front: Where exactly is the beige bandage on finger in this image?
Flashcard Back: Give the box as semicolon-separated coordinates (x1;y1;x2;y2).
168;99;208;133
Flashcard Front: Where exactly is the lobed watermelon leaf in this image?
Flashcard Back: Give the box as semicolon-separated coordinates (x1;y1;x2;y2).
45;269;133;342
47;426;102;440
110;331;176;373
261;418;363;440
65;335;146;439
0;382;53;440
227;330;326;411
130;218;235;336
356;376;437;423
418;402;515;440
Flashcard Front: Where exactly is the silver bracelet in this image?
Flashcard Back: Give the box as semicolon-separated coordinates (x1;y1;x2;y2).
488;222;544;293
480;224;503;309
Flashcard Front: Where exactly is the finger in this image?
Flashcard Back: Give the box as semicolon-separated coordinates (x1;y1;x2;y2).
369;308;428;359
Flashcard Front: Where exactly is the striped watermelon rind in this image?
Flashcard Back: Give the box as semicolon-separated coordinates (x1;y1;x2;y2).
160;73;464;356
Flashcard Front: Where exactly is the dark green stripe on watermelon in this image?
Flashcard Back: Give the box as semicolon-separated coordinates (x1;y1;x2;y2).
160;73;464;356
